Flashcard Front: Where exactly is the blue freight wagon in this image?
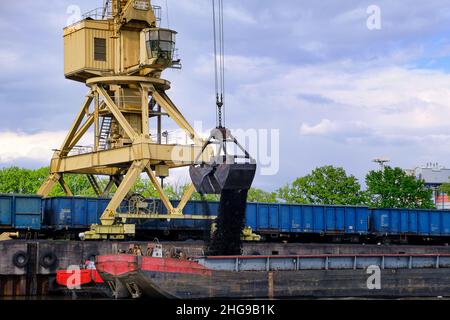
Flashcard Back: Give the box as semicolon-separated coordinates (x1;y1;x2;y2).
42;197;110;230
15;195;450;243
135;200;219;232
0;194;41;230
41;197;219;234
370;208;450;237
41;197;370;240
245;203;369;236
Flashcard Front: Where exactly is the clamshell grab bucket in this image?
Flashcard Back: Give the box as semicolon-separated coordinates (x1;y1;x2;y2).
189;163;257;194
190;127;256;194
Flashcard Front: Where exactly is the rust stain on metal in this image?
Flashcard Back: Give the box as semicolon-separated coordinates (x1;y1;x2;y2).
268;272;274;299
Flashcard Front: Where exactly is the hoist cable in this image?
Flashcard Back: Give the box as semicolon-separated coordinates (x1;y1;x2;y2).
212;0;219;127
219;0;225;127
165;0;170;29
212;0;226;128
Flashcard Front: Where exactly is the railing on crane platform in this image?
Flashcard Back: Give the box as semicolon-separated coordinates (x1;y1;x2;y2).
67;4;162;27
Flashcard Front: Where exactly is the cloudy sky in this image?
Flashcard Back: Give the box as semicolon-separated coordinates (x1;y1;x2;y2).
1;0;450;191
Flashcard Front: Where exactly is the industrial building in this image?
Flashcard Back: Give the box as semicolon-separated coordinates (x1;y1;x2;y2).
409;163;450;209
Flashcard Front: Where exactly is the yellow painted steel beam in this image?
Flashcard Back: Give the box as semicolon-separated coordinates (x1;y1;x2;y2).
36;173;61;197
99;160;149;225
96;86;138;140
65;167;122;176
144;165;175;214
152;91;203;146
83;223;135;240
177;184;196;213
86;76;170;90
141;84;150;137
58;176;74;196
68;114;95;150
94;90;99;152
59;93;93;156
50;143;208;173
101;177;116;198
117;213;216;220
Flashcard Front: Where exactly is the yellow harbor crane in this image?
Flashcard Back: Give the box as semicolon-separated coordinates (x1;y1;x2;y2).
37;0;256;240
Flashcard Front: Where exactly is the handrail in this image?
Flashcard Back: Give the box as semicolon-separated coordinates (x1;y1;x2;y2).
67;5;162;27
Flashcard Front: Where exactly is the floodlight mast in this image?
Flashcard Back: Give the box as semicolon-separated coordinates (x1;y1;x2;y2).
373;157;390;171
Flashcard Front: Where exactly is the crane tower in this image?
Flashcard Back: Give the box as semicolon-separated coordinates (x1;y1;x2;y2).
37;0;218;239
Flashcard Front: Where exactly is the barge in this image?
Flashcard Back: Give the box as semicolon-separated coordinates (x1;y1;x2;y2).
95;246;450;299
5;240;450;298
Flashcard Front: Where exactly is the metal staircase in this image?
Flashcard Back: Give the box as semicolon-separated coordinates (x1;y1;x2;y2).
99;116;112;150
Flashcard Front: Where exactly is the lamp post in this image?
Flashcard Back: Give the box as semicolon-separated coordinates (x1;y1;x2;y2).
372;157;390;171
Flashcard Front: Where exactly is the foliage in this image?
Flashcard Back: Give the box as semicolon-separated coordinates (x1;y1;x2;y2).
439;183;450;195
0;167;144;197
164;183;219;201
131;176;159;198
0;167;47;194
0;165;435;210
247;188;277;203
365;166;435;209
277;165;365;205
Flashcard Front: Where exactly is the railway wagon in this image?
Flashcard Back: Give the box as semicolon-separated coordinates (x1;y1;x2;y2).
6;194;450;243
41;197;370;241
0;194;41;231
370;208;450;240
41;197;218;230
245;203;369;241
42;197;110;231
129;200;219;239
41;197;219;238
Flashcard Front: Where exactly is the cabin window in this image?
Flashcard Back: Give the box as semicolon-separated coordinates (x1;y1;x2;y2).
94;38;106;61
145;29;176;61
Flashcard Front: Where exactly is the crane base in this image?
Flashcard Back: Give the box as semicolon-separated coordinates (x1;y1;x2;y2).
81;223;136;240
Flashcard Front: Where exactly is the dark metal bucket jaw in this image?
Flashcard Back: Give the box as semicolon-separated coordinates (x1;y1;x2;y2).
189;127;257;194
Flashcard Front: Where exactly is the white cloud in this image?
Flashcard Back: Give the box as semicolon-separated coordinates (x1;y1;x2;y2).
0;50;20;72
299;41;326;56
223;6;257;25
166;0;256;24
332;7;366;25
300;119;337;136
193;54;275;80
230;58;450;134
0;131;91;164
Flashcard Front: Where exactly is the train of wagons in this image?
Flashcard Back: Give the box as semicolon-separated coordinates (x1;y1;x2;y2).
1;194;450;243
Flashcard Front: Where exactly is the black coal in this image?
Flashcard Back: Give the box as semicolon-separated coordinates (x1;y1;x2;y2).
206;189;249;256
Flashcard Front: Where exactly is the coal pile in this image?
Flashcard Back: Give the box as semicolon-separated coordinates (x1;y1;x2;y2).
206;189;249;256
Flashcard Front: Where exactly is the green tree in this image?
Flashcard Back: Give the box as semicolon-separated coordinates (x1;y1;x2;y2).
163;182;219;201
131;176;159;198
439;183;450;195
0;167;105;197
0;167;277;205
0;167;44;194
247;188;277;203
365;166;434;209
59;174;97;197
277;165;365;205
